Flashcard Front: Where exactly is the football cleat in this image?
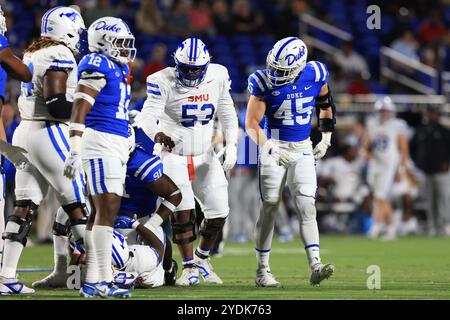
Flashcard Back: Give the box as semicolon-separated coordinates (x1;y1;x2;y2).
255;269;282;288
113;271;138;289
194;256;223;284
175;266;199;286
79;282;99;298
32;271;68;289
310;263;335;286
164;259;178;286
0;276;35;295
94;281;132;298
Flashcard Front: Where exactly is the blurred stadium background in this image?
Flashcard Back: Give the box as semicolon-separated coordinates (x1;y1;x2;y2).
0;0;449;248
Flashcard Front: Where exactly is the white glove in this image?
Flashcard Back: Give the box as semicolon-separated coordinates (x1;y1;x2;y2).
313;132;332;160
0;141;30;170
222;144;237;171
260;139;294;167
152;142;164;158
63;152;83;180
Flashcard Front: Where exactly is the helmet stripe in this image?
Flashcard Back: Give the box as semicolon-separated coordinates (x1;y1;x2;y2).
274;37;297;61
193;38;197;62
112;245;125;268
42;6;62;35
189;38;194;61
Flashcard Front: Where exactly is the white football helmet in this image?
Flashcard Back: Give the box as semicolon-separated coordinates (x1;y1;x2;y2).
374;96;396;112
174;38;210;87
266;37;308;86
88;17;136;65
0;6;7;35
112;230;130;270
40;6;86;54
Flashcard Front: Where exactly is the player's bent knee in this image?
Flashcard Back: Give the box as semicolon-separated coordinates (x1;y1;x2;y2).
2;200;38;246
53;221;69;236
171;210;196;245
199;217;226;240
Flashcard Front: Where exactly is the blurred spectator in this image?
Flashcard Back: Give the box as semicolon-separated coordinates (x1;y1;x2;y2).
164;0;191;37
410;106;450;236
231;0;264;35
83;0;116;26
347;73;371;94
418;9;447;45
141;43;168;81
390;30;420;60
277;0;312;38
136;0;164;35
212;0;232;35
334;41;370;79
188;0;214;36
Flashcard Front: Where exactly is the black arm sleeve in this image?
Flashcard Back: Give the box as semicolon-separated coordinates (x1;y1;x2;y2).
45;93;73;119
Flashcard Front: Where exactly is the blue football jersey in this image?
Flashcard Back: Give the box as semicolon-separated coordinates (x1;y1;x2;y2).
247;61;329;142
0;65;7;104
78;53;130;138
0;34;9;50
120;174;158;217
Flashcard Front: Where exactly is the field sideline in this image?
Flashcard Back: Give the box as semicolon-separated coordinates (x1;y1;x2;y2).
1;235;449;300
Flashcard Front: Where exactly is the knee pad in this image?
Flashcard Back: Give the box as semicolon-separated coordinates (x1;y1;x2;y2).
53;221;69;236
3;200;38;246
295;195;316;223
199;218;226;240
171;210;196;245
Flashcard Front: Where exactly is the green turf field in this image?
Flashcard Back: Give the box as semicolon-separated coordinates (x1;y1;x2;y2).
2;235;450;300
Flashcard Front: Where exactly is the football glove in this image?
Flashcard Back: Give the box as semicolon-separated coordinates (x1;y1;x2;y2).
63;152;83;180
114;215;138;229
260;139;295;167
222;144;237;171
313;132;332;160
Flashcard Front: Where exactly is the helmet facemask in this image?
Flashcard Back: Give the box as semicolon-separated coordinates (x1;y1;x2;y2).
266;53;304;87
175;58;209;88
105;35;136;65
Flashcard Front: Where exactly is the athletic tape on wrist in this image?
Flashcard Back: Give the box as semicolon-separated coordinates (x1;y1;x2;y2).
74;92;95;106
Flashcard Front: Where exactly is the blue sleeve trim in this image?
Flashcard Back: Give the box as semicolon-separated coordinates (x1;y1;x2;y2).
146;82;159;89
147;89;161;96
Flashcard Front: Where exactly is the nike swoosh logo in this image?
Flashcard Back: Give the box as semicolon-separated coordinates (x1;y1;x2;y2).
207;80;213;84
305;86;312;90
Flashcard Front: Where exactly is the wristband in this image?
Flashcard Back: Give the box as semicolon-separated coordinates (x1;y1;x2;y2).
69;135;83;154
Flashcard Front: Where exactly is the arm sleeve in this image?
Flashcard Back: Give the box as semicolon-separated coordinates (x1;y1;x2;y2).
217;67;238;145
138;76;168;140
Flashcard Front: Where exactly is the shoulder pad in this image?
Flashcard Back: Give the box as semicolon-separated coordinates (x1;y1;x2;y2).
248;69;270;96
304;61;329;84
43;45;76;71
78;53;115;76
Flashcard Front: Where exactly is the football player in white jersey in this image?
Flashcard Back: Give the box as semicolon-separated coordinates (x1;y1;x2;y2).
0;7;87;295
0;5;33;266
63;17;136;298
363;97;411;240
113;216;166;288
138;38;238;286
245;37;335;287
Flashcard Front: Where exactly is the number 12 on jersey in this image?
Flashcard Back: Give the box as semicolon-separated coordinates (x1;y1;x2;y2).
274;97;314;126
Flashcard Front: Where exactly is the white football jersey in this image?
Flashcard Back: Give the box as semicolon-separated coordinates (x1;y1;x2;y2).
137;63;238;156
18;44;77;122
366;116;408;164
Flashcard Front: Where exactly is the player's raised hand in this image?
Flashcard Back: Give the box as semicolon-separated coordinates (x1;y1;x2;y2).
0;142;30;170
63;152;83;180
114;215;138;229
222;144;238;171
154;132;175;152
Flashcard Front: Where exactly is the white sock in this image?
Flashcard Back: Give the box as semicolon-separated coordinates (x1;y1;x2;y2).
256;249;271;271
53;235;68;274
300;219;321;268
83;229;98;284
92;225;113;283
1;240;24;278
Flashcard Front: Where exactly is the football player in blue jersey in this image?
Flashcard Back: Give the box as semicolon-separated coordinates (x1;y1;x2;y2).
245;37;335;287
0;5;32;271
63;17;137;298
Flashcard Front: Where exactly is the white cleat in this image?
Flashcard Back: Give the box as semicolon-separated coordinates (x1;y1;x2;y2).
32;271;68;288
255;269;282;288
310;263;335;286
175;267;199;286
0;276;35;295
194;257;223;284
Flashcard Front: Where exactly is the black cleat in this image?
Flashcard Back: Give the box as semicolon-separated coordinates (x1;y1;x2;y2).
164;259;178;286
